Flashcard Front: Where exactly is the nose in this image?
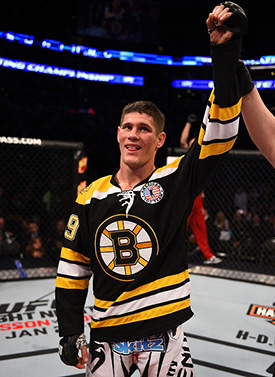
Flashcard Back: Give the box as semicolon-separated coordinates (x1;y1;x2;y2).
128;127;139;139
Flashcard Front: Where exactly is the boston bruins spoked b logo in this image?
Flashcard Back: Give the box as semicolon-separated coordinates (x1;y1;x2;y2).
95;214;159;281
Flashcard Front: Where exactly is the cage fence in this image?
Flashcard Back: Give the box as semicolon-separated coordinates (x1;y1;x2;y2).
0;142;274;285
168;148;275;285
0;138;86;280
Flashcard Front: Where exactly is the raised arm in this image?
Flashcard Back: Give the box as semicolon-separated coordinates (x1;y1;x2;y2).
242;87;275;168
178;3;250;200
208;3;275;168
207;3;275;169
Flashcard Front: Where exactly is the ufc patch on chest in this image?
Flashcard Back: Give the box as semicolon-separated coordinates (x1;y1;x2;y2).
112;333;166;355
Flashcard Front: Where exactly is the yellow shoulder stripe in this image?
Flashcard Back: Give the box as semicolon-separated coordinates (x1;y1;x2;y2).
76;175;113;205
154;156;184;174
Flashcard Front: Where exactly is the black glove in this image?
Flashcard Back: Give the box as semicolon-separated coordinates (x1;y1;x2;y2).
237;59;255;96
187;114;197;125
59;333;87;366
220;1;248;40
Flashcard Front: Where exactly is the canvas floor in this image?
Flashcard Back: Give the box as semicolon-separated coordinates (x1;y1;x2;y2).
0;274;274;377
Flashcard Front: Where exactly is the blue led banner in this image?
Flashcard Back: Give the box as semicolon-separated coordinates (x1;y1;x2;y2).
172;79;275;89
172;80;214;89
1;56;274;89
1;56;273;89
1;31;274;67
255;80;275;89
0;57;144;86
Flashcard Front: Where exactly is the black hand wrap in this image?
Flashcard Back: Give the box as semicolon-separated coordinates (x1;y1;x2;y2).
237;60;255;96
59;334;86;366
211;39;242;107
220;1;248;39
187;114;197;125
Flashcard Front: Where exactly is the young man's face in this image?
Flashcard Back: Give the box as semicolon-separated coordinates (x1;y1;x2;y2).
117;112;166;170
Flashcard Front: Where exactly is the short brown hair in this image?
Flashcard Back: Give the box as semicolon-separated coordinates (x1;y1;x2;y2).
120;101;165;133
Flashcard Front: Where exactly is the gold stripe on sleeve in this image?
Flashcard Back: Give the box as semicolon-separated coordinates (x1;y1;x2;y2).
199;137;237;159
210;99;242;121
208;89;242;122
56;276;90;289
60;247;90;265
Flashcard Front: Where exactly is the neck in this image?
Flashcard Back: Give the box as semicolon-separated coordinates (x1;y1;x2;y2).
116;163;155;191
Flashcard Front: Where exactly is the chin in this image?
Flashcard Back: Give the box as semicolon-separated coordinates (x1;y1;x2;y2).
123;157;144;169
126;161;142;169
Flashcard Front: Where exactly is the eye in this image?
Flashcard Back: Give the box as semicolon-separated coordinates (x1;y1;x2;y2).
122;124;132;130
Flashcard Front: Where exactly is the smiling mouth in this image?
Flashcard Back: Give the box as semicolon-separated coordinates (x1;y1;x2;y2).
126;145;141;150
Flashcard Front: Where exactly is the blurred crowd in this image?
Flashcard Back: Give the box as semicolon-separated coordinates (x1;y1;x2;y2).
186;186;275;264
0;208;65;270
1;180;275;272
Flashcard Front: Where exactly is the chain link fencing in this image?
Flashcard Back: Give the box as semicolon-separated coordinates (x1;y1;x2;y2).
0;138;86;280
168;148;275;285
1;141;274;285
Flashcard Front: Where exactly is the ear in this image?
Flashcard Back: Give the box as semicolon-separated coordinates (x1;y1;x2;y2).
156;132;166;149
117;126;121;143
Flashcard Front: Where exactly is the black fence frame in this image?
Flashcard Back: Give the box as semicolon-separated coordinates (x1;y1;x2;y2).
0;138;85;281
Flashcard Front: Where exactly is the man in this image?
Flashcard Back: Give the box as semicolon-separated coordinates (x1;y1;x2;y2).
56;3;252;376
187;192;222;264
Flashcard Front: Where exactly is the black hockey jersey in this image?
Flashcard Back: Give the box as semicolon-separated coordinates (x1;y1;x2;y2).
56;39;244;342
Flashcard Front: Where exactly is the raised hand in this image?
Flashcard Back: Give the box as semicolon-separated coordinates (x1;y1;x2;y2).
206;5;233;44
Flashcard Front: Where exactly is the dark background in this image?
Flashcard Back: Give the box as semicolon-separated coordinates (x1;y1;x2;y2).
1;0;274;180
